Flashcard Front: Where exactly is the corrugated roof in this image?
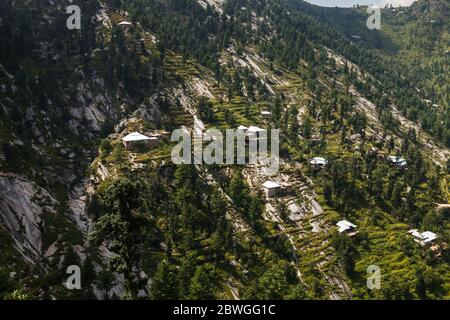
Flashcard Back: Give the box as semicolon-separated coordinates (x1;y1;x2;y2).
122;132;154;142
387;156;407;167
337;220;357;233
262;181;281;189
310;157;328;166
422;231;437;242
408;229;437;243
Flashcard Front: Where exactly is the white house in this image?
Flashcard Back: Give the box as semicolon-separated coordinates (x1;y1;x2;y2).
237;125;249;131
122;132;158;151
247;126;266;141
118;21;133;27
387;156;407;168
408;229;437;246
247;126;265;134
336;220;357;234
149;131;170;139
310;157;328;168
262;181;281;198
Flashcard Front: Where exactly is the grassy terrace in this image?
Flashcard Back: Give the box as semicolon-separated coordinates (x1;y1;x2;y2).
164;53;202;79
208;96;265;129
312;169;450;299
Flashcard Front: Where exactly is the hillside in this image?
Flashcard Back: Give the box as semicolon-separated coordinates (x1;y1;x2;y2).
0;0;449;300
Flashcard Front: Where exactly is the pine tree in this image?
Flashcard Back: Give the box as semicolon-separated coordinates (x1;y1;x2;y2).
151;260;179;300
189;264;216;300
89;178;147;297
323;183;333;205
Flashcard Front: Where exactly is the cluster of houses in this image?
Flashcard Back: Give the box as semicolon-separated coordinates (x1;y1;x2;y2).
123;126;423;248
261;179;440;248
121;131;170;151
366;148;408;169
334;220;438;247
408;229;437;246
121;124;272;153
261;179;440;247
236;125;269;143
307;154;407;170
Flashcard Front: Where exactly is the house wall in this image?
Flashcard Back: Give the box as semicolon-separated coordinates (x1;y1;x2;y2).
265;187;280;198
123;139;159;151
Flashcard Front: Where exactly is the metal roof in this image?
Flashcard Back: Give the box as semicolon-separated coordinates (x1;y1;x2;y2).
310;157;328;166
337;220;357;233
262;181;281;189
122;132;155;142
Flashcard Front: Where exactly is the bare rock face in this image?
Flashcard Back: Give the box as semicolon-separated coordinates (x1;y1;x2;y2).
69;178;92;234
0;173;58;264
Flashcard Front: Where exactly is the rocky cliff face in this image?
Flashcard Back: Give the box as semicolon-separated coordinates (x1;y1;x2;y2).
0;1;121;285
0;0;173;298
0;173;56;264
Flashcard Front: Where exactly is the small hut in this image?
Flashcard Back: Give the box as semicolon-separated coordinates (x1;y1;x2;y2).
262;181;282;198
122;132;158;151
